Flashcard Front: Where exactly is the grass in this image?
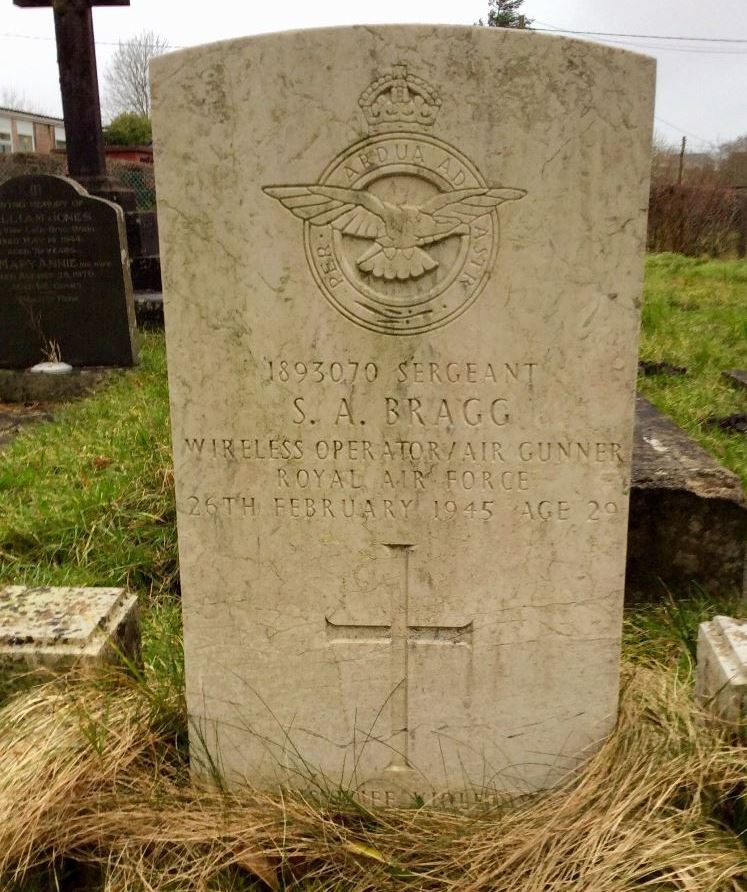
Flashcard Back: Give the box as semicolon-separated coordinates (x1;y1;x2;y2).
0;256;745;889
0;661;743;891
623;587;746;673
0;331;177;596
0;256;744;597
639;254;747;487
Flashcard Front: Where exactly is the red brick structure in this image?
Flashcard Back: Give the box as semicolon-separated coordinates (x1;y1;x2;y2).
104;145;153;164
0;107;65;155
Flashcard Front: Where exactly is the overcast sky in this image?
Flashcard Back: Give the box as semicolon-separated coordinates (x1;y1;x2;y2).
2;0;746;151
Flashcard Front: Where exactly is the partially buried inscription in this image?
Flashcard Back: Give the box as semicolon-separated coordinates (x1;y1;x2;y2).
0;175;138;368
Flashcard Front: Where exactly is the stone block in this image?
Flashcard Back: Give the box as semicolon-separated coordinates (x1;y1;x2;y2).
0;366;114;403
0;586;140;673
130;255;162;291
126;210;162;291
722;369;747;391
627;397;747;599
152;26;655;801
127;210;160;256
134;290;163;328
696;616;747;725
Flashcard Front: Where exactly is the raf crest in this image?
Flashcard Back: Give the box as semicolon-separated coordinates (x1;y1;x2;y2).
358;65;441;131
264;66;526;335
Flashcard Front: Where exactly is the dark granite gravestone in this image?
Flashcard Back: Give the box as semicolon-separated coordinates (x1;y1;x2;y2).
0;175;138;368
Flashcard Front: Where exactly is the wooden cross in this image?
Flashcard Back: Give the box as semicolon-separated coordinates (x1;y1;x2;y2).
326;544;473;773
14;0;134;206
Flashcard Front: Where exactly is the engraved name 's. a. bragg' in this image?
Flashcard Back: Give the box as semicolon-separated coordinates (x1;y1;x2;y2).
264;65;526;334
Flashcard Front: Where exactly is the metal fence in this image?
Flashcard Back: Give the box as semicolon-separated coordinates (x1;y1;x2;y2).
0;152;156;211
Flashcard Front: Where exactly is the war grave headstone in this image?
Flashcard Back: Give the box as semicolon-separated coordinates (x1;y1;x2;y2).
151;26;655;804
0;174;138;369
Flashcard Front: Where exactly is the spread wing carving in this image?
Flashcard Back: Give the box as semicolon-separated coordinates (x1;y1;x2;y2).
263;185;392;240
419;187;527;242
264;183;526;281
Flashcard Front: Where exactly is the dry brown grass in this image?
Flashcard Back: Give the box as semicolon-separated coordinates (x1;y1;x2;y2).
0;664;744;892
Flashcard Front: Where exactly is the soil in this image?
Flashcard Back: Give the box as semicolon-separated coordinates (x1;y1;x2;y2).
0;402;55;449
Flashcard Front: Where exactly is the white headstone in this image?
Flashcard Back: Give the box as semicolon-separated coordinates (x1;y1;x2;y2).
151;26;655;805
697;616;747;724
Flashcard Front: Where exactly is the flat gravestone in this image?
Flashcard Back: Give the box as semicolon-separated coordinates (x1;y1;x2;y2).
696;616;747;725
722;369;747;391
627;396;747;599
0;175;138;368
0;585;140;670
152;26;655;804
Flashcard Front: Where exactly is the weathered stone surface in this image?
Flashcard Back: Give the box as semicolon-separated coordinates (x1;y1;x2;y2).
627;397;747;599
0;174;138;368
134;291;163;329
722;369;747;391
126;211;162;291
0;366;114;402
696;616;747;724
152;26;655;802
0;585;140;670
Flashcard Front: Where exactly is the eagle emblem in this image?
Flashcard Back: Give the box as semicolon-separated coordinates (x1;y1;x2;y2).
264;185;525;282
263;65;526;335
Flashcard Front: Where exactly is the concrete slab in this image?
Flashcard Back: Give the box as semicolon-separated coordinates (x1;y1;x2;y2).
696;616;747;725
627;397;747;599
722;369;747;391
0;367;115;403
0;585;140;671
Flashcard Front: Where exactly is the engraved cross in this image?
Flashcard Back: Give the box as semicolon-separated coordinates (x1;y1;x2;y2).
326;543;473;774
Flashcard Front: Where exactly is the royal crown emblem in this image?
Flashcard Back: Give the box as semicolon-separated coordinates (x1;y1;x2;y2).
358;64;442;130
265;66;526;335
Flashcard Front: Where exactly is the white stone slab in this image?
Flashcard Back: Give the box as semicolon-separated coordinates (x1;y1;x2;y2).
0;585;140;669
151;25;655;804
696;616;747;724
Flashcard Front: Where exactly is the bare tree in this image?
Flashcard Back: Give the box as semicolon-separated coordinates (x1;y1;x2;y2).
103;30;168;119
650;133;680;185
716;135;747;187
0;84;48;115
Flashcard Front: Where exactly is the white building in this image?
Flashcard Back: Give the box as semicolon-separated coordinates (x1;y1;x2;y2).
0;107;65;155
